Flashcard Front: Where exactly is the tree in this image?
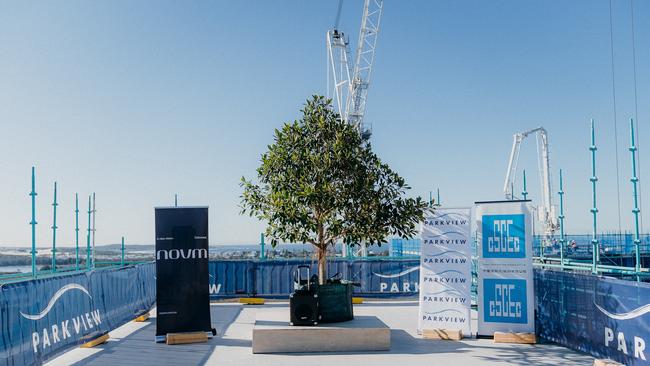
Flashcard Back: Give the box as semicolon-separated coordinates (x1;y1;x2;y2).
240;96;428;284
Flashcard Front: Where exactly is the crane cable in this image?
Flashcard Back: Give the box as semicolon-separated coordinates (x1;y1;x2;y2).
334;0;343;29
630;0;643;234
608;0;623;234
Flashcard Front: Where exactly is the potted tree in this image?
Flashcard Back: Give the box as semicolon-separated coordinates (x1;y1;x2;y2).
240;96;428;322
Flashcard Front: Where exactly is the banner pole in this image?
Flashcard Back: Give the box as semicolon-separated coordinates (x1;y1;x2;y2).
75;193;79;271
121;236;125;266
92;192;96;269
629;119;642;281
522;170;528;200
558;169;565;268
30;167;38;278
589;119;599;274
87;195;92;271
51;181;58;272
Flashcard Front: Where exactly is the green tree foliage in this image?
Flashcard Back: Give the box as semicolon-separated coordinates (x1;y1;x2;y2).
241;96;428;283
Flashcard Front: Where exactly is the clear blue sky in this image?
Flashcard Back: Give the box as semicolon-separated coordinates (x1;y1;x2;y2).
1;1;648;247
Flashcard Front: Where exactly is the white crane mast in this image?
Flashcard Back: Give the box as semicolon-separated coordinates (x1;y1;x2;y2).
503;127;558;237
327;0;383;140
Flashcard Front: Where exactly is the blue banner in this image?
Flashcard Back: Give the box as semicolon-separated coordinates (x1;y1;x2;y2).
536;269;650;365
0;263;155;366
207;259;421;299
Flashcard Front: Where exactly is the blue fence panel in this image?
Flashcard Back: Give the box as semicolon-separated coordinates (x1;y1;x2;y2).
535;269;650;365
0;263;155;366
208;259;421;299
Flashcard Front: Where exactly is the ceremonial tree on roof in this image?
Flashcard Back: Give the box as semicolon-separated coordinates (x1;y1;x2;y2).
240;95;428;284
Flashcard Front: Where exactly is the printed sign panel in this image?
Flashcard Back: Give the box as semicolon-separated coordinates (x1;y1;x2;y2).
476;201;534;335
155;207;212;338
536;269;650;366
0;264;155;366
418;207;472;336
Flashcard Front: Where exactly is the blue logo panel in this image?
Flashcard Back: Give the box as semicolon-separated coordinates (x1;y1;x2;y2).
483;278;528;324
482;214;526;258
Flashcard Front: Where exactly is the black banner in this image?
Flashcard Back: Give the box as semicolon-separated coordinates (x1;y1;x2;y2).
155;207;211;337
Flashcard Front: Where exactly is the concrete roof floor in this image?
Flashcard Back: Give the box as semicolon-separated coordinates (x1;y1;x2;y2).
46;300;595;366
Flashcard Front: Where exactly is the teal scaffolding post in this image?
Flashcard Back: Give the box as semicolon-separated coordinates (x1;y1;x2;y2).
558;169;565;268
260;233;266;260
51;182;58;272
629;119;642;280
589;120;599;274
86;195;92;271
428;191;432;207
29;167;38;278
75;193;79;271
121;236;125;266
522;170;528;200
437;188;440;206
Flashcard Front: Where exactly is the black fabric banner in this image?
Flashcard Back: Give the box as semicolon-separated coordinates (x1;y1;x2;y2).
155;207;211;337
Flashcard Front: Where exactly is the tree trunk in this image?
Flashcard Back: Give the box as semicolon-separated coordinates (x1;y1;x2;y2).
317;246;327;285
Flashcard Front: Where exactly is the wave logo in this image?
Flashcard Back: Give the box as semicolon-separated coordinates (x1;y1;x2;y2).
20;283;103;355
20;283;92;320
372;266;418;279
595;301;650;320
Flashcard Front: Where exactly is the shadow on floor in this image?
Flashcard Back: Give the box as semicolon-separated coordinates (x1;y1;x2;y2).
71;304;245;366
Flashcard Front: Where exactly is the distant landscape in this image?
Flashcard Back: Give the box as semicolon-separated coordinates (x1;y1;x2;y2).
0;242;390;274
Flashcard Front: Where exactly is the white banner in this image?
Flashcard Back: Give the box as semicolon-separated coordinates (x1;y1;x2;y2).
476;201;535;336
418;208;472;336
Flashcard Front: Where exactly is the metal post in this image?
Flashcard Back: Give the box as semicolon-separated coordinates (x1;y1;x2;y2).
522;170;528;200
629;119;642;280
87;195;91;271
260;233;266;260
51;181;58;272
589;119;599;274
30;167;38;278
437;188;440;206
428;191;432;207
92;193;96;269
558;169;565;267
511;182;515;200
75;193;79;271
121;236;125;266
174;194;178;207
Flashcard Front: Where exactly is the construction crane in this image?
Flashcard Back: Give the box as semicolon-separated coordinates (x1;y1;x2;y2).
503;127;559;238
326;0;383;140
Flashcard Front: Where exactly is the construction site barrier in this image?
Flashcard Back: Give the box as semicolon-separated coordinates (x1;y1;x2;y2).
0;263;155;366
536;269;650;366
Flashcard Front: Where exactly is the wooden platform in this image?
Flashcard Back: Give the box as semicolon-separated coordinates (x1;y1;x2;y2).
422;329;463;341
493;331;536;344
252;308;390;353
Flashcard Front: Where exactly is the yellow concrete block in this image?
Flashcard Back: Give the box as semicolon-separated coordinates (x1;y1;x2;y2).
352;297;364;304
80;333;109;348
134;312;150;322
166;332;208;345
239;297;265;305
493;331;536;344
422;329;463;341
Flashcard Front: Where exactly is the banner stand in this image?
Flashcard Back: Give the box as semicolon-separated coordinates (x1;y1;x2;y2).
475;200;536;343
154;206;215;344
418;207;472;340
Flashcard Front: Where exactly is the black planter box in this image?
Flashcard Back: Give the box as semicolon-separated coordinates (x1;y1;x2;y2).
316;282;354;323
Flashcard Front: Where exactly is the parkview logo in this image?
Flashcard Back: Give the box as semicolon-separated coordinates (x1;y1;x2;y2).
156;248;208;260
20;283;102;354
